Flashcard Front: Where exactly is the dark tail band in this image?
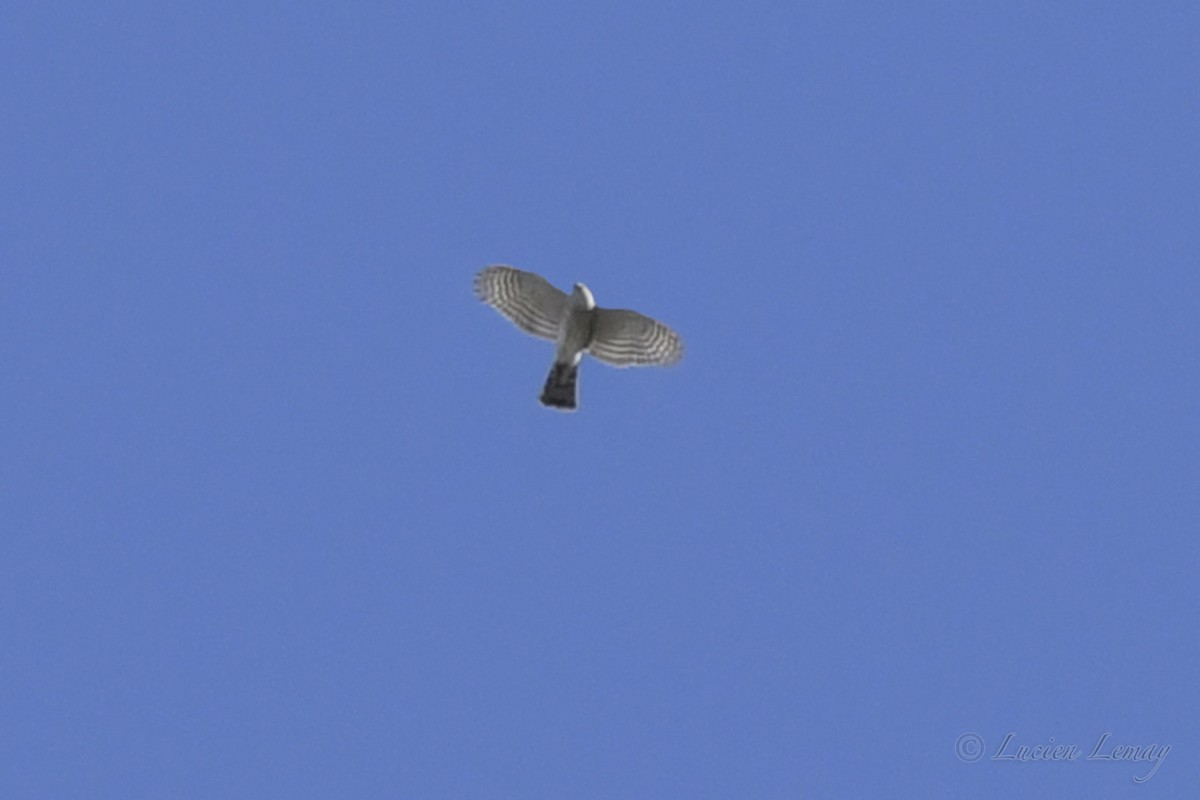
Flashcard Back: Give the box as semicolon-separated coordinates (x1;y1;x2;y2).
540;362;578;410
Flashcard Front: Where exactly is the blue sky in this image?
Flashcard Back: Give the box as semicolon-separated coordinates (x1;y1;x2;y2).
3;2;1197;797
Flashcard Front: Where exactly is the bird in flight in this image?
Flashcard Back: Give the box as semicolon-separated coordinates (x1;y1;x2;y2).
474;265;684;411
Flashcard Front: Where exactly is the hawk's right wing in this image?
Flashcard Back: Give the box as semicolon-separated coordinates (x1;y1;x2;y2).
474;265;569;341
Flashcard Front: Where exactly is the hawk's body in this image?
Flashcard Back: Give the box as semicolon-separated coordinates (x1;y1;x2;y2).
474;265;684;410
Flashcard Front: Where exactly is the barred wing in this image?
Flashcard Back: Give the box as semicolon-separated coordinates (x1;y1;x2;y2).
589;308;684;367
474;265;568;340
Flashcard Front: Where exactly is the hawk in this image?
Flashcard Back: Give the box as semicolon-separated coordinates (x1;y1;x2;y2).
474;265;684;410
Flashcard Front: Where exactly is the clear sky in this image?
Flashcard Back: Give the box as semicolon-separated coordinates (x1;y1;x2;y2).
3;2;1197;797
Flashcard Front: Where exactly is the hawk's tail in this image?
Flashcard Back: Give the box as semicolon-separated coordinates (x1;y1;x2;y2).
540;362;578;411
